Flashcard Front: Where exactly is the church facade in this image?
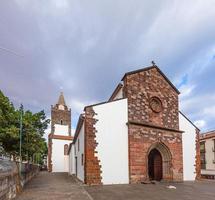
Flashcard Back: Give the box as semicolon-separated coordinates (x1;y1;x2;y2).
68;65;201;185
48;93;73;172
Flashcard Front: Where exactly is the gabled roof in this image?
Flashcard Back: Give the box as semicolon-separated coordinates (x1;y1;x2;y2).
121;65;180;94
179;111;200;131
109;83;123;101
57;92;66;106
200;130;215;140
73;114;85;144
84;97;125;110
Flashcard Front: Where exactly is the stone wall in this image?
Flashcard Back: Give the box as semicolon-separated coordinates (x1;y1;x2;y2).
195;129;201;180
123;67;179;130
128;124;183;183
84;107;102;185
51;105;71;135
123;66;183;183
0;160;39;200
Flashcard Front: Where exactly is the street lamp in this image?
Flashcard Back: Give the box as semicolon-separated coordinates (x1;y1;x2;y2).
19;104;23;176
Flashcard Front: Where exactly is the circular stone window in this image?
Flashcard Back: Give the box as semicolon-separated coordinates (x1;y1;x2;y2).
149;97;163;113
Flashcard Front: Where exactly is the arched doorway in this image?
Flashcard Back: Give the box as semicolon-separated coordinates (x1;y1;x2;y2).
147;142;172;181
148;149;162;181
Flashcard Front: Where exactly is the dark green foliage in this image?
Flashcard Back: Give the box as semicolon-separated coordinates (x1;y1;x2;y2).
0;90;49;164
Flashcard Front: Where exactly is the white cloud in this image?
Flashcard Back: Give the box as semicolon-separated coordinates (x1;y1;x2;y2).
203;106;215;117
194;120;206;129
67;98;96;115
1;0;215;135
179;84;195;98
44;124;51;142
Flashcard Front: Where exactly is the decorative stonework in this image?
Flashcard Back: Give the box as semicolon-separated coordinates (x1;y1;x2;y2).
149;97;163;113
128;124;183;183
195;129;201;180
84;107;102;185
123;67;179;130
123;66;183;183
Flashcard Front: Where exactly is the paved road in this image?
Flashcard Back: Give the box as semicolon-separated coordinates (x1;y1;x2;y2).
16;172;215;200
16;172;91;200
85;180;215;200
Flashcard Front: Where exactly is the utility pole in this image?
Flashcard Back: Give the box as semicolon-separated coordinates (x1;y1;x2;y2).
19;104;23;176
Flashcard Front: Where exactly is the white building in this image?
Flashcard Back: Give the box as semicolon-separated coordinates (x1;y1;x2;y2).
200;131;215;179
68;65;201;184
48;93;73;172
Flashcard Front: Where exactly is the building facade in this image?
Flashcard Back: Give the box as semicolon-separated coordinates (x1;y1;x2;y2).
48;92;73;172
68;65;201;184
200;131;215;179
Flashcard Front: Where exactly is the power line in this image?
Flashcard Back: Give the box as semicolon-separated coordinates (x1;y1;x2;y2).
0;46;24;57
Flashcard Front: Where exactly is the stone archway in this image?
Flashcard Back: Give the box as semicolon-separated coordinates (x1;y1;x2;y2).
148;149;163;181
147;142;172;181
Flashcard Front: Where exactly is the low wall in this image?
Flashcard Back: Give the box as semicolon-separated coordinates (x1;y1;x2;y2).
0;160;39;200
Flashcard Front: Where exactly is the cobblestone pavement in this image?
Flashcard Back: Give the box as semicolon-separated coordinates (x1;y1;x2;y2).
85;180;215;200
15;172;92;200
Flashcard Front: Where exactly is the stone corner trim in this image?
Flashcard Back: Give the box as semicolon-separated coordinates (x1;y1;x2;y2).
84;107;102;185
48;133;53;172
195;128;201;180
123;67;183;183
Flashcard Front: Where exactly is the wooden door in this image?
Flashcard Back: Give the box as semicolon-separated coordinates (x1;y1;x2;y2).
153;152;162;181
148;149;162;181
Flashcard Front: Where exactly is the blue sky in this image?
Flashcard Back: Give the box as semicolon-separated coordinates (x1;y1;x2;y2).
0;0;215;137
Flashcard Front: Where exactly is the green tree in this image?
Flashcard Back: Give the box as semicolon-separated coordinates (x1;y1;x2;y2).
0;90;49;163
0;90;20;158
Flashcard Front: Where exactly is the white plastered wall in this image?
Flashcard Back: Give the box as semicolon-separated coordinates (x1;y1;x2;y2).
69;144;75;175
74;123;85;182
93;98;129;184
204;139;215;169
112;87;123;101
179;112;196;181
54;124;69;136
52;139;70;172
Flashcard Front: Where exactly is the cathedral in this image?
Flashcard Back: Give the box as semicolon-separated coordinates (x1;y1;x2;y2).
48;64;201;185
48;92;73;172
67;64;201;185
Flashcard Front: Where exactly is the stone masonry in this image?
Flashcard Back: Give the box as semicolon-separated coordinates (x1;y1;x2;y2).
51;105;71;135
123;66;183;183
195;129;201;180
84;107;102;185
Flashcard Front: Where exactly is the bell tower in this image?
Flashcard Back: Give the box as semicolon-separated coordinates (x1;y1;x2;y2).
51;92;71;136
48;92;72;172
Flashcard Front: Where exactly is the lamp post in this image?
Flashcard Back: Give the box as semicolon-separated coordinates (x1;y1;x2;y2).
19;104;23;176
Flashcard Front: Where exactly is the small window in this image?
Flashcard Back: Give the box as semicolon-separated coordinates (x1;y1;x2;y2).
78;139;80;151
60;120;63;125
81;154;84;166
64;144;68;155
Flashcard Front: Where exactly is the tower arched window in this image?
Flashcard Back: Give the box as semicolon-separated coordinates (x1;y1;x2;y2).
64;144;68;155
60;120;63;125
